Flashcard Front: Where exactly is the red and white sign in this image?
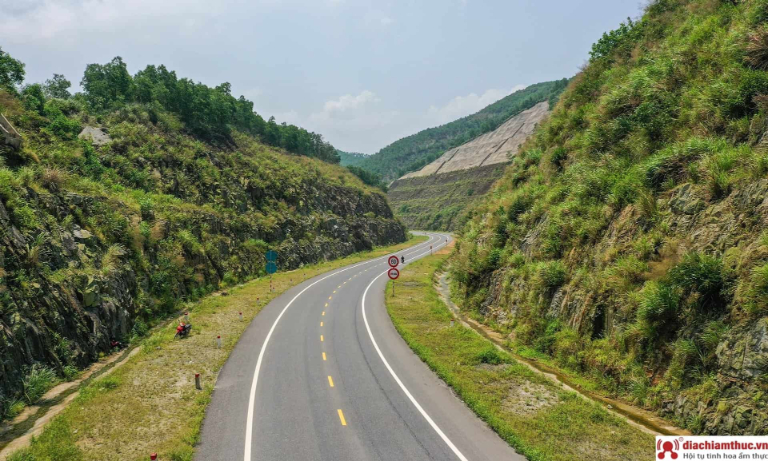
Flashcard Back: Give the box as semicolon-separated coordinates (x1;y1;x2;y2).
388;268;400;280
656;436;768;460
388;256;399;267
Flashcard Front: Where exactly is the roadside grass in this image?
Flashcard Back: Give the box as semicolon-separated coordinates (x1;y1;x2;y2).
7;235;427;461
386;252;654;461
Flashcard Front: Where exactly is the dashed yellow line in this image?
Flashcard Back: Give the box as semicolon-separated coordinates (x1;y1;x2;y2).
320;321;324;327
328;376;335;388
333;290;336;294
320;335;324;342
328;296;332;300
322;311;325;316
337;409;347;426
322;352;327;361
325;303;328;307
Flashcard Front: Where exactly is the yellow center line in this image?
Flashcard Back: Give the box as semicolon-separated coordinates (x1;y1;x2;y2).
333;290;336;294
328;296;332;300
338;409;347;426
328;376;334;387
322;352;327;361
320;321;324;327
325;303;328;307
322;311;325;316
320;335;324;342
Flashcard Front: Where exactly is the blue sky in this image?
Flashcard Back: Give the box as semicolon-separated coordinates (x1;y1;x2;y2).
1;0;642;153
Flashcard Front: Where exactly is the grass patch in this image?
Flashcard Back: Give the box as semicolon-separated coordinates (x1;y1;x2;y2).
6;236;427;461
386;253;653;461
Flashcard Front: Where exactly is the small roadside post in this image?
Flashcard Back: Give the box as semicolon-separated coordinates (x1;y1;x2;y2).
266;250;278;292
388;255;400;297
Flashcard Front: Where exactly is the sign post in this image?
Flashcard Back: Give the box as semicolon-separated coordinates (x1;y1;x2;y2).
388;256;400;297
266;250;278;292
388;267;399;296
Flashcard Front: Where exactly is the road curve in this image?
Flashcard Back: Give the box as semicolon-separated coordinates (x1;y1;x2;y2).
196;232;523;461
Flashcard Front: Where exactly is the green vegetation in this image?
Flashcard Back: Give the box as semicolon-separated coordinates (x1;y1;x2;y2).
361;79;569;181
388;164;506;230
0;50;405;422
337;150;368;167
6;237;426;461
345;165;388;192
454;0;768;434
386;251;652;461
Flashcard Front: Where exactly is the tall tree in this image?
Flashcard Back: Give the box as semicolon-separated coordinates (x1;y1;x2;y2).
43;74;72;99
0;47;25;94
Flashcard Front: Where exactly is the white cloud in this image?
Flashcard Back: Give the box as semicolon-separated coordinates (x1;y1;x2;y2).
380;16;393;26
320;90;380;115
426;85;527;125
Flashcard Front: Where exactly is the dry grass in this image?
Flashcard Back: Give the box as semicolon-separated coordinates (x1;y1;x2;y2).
8;236;427;461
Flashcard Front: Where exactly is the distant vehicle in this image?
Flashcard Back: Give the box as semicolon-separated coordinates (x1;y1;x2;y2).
175;322;192;339
401;255;405;264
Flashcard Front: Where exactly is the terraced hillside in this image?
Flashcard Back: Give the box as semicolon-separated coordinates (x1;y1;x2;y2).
389;100;554;230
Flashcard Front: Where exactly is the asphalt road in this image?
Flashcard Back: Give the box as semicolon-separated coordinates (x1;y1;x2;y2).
196;233;523;461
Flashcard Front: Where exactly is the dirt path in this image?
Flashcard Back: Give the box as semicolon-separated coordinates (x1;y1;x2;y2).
0;347;140;460
435;269;689;437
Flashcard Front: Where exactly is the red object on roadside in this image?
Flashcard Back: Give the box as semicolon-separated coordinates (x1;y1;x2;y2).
388;268;400;280
150;454;157;460
388;256;399;267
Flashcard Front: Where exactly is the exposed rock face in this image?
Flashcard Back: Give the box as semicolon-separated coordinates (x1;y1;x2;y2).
0;174;405;415
77;126;111;146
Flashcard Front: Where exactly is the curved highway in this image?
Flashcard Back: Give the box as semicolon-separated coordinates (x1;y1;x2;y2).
196;232;522;461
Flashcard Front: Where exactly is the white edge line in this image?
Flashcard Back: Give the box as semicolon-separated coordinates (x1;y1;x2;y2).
243;233;439;461
360;235;469;461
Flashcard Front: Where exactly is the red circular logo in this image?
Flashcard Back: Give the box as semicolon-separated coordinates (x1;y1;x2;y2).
388;256;399;267
388;268;400;280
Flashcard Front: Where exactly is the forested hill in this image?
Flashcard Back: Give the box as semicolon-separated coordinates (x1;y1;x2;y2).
455;0;768;435
0;49;404;418
337;150;369;167
361;79;569;181
80;57;339;163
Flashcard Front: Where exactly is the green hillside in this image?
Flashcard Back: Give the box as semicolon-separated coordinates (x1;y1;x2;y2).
454;0;768;435
0;51;405;419
361;79;569;181
337;150;368;167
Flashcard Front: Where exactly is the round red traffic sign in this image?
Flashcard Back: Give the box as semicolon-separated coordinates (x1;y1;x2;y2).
388;256;399;267
388;268;400;280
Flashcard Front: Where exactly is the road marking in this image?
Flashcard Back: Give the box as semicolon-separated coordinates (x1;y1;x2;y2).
360;236;469;461
337;409;347;426
328;376;334;387
322;311;325;316
320;335;324;342
328;296;332;300
333;290;336;293
323;352;327;361
325;302;328;307
243;234;440;461
320;321;324;327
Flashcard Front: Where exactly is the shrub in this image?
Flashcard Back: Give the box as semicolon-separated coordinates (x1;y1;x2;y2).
668;252;728;312
22;364;58;404
638;281;681;345
539;260;567;290
474;346;506;365
746;27;768;70
48;115;81;140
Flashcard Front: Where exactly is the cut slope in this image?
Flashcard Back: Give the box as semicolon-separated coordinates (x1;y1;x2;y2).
362;80;569;181
0;55;405;420
403;101;549;178
454;0;768;435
